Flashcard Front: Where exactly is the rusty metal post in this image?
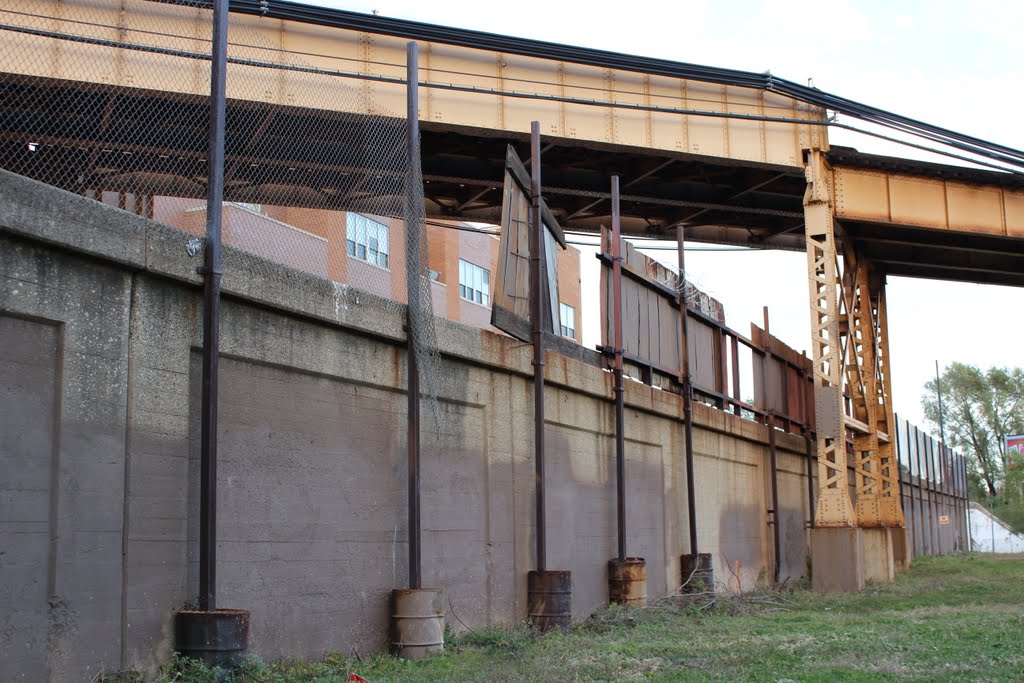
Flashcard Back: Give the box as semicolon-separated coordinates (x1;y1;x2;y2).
802;364;816;527
730;335;741;416
529;121;546;572
677;226;698;558
611;176;626;561
606;177;646;603
177;5;251;672
759;309;781;583
405;41;422;591
603;178;648;601
524;122;571;629
895;414;906;535
198;0;229;614
768;416;781;583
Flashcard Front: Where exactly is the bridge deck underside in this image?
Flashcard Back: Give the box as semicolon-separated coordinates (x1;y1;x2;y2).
1;75;1023;287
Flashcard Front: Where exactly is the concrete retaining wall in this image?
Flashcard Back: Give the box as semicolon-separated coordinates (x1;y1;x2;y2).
0;170;813;681
969;504;1024;553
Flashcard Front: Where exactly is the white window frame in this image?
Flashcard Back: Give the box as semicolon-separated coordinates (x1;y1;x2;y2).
459;258;491;307
346;213;390;269
559;302;576;339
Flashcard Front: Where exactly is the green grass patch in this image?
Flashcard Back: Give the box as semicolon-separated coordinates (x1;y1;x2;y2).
115;553;1024;682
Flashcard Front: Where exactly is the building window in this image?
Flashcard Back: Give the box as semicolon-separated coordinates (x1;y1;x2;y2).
559;302;576;338
346;213;389;268
459;259;490;307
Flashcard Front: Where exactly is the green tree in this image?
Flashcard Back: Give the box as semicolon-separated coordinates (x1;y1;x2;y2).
921;363;1024;498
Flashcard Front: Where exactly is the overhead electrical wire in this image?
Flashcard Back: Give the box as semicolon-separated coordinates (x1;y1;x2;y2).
14;2;1023;174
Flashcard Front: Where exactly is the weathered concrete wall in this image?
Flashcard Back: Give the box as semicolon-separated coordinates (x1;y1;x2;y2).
968;504;1023;553
1;169;812;681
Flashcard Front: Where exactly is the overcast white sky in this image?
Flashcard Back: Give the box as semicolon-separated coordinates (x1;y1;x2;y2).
318;0;1023;428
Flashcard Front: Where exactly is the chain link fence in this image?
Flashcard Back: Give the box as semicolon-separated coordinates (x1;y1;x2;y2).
0;0;440;407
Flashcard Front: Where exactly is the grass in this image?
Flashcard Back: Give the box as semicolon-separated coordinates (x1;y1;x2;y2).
122;553;1024;682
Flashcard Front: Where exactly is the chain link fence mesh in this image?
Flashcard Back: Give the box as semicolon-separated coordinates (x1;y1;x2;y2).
0;0;441;418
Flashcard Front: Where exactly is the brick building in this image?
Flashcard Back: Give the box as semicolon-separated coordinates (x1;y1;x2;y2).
88;191;582;341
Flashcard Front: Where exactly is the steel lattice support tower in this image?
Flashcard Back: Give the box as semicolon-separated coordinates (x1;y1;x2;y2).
803;149;857;528
805;149;905;530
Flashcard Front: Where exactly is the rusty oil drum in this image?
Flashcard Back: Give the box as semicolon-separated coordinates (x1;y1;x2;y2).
391;587;444;660
527;569;571;632
174;609;250;671
680;552;714;593
608;557;647;606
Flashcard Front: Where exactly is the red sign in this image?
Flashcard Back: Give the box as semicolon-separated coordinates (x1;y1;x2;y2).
1008;435;1024;457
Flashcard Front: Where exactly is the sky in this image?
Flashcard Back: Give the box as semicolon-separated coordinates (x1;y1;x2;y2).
314;0;1023;428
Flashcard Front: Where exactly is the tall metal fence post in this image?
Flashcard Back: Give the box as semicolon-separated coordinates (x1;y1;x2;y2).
760;308;781;583
175;3;251;671
405;40;422;593
605;177;647;606
803;364;816;528
199;0;229;615
677;226;698;559
611;176;626;562
524;122;571;631
676;226;712;592
529;121;546;573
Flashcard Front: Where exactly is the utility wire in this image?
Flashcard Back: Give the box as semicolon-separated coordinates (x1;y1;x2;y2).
11;3;1024;173
195;0;1024;171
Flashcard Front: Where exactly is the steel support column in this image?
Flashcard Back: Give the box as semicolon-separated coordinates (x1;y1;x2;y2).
846;256;903;527
870;280;905;527
803;149;856;528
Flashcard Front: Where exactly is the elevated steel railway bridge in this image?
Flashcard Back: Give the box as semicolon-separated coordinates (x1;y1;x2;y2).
2;0;1022;584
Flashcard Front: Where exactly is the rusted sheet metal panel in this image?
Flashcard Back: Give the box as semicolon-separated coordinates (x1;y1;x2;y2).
688;316;720;392
492;147;562;342
599;227;683;375
751;324;812;434
492;169;531;340
599;227;727;385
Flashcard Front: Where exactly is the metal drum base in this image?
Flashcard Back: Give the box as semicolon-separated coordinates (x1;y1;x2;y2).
174;609;250;673
391;587;444;660
527;569;571;632
608;557;646;606
681;552;714;594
